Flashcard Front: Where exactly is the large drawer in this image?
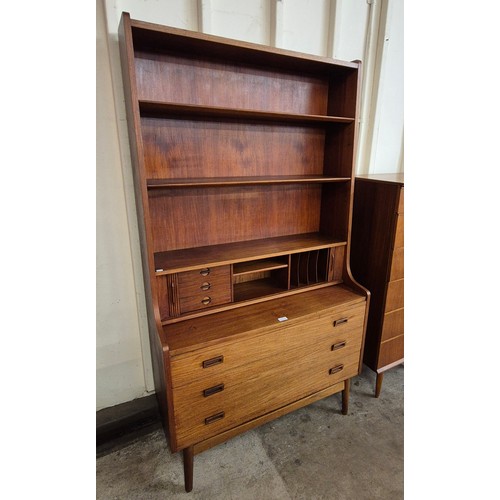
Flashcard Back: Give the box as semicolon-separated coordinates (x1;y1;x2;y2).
389;247;404;281
394;215;404;248
169;303;366;389
172;333;362;448
381;308;404;342
385;279;404;313
378;334;404;367
397;187;404;214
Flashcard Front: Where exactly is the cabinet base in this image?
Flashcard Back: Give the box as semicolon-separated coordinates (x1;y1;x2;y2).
181;379;350;491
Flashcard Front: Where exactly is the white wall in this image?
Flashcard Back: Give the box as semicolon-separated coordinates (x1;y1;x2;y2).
96;0;404;410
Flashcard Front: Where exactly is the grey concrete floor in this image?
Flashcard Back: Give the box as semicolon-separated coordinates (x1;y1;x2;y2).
97;364;403;499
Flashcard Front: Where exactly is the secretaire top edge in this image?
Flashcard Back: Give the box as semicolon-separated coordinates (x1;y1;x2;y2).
122;12;361;74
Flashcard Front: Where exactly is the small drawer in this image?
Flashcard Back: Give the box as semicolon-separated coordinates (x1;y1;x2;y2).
385;279;404;313
389;247;404;281
178;266;230;287
378;334;404;368
179;289;232;314
381;308;404;342
178;273;231;299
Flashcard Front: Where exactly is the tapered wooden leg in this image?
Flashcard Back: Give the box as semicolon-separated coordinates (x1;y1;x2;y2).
183;446;194;492
342;378;350;415
375;372;384;398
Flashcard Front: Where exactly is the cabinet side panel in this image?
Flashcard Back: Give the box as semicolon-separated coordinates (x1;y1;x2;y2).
119;14;175;445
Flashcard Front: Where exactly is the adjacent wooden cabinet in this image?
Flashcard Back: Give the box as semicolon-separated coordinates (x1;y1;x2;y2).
350;174;404;397
118;12;369;492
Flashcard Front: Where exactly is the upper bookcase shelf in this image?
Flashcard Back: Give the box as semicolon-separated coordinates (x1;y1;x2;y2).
146;176;351;188
139;100;355;125
154;233;346;275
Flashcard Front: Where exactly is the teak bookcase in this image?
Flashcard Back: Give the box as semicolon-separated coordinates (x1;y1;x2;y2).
118;13;370;492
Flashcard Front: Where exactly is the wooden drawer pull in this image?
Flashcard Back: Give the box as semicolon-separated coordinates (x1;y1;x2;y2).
203;383;225;397
334;317;348;327
200;268;210;277
331;341;347;351
329;364;344;375
202;355;224;368
201;296;212;305
205;411;225;425
200;282;211;291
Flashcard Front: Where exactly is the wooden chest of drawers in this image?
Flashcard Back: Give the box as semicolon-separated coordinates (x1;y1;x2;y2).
163;286;367;453
169;300;365;448
350;173;404;397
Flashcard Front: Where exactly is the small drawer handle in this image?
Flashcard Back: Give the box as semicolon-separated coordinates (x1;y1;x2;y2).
205;411;225;425
334;317;348;327
329;364;344;375
200;282;211;291
203;383;225;397
200;268;210;277
331;341;347;351
202;355;223;368
201;296;212;305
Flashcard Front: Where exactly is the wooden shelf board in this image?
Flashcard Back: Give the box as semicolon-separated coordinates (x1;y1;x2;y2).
233;259;288;276
147;176;351;188
233;279;286;302
154;233;346;275
139;100;355;125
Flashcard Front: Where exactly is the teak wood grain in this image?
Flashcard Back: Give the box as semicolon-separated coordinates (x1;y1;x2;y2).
164;285;366;356
118;12;369;491
154;233;346;274
350;174;403;396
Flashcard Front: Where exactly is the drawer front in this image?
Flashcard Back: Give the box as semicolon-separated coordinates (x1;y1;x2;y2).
170;303;366;389
178;265;230;287
179;289;232;314
389;247;404;281
172;335;362;448
394;215;404;248
381;308;404;342
177;265;232;314
397;187;404;214
378;334;404;368
385;279;404;313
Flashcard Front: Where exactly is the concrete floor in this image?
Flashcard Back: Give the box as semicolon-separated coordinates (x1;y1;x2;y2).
96;364;403;499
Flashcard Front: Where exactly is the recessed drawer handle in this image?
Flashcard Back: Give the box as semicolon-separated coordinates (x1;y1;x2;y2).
200;282;211;291
205;411;225;425
201;296;212;305
331;341;347;351
329;364;344;375
203;383;225;397
202;355;223;368
200;268;210;277
334;318;348;327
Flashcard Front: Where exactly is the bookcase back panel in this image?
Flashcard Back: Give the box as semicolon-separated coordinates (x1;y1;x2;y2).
135;52;329;115
327;70;359;119
141;118;325;179
323;123;356;178
148;185;322;252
